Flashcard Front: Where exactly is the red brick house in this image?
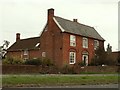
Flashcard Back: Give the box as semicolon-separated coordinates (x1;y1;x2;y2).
7;8;105;67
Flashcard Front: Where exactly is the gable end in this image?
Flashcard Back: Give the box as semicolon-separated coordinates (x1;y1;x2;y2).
53;17;65;32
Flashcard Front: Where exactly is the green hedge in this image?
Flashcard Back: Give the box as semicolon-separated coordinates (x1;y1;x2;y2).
3;57;54;67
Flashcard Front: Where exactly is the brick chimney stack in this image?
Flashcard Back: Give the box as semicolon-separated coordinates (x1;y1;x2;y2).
48;8;54;22
48;8;54;31
73;19;78;22
16;33;20;42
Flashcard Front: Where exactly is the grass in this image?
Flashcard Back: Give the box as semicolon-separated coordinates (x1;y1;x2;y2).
2;74;118;87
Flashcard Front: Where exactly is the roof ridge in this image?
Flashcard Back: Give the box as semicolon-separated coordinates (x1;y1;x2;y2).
20;36;40;41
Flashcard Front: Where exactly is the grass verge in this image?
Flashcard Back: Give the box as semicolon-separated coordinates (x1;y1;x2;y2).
2;74;118;87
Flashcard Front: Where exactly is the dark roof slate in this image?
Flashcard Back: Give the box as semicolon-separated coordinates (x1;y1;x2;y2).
54;16;104;41
8;37;40;51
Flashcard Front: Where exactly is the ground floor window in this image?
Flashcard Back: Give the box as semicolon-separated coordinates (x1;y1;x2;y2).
69;52;76;64
24;50;28;55
42;52;46;57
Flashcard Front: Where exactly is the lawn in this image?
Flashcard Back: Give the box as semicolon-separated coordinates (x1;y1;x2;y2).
2;74;118;87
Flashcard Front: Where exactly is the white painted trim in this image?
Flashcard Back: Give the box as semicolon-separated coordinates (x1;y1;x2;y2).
40;23;47;37
53;17;65;32
69;52;76;64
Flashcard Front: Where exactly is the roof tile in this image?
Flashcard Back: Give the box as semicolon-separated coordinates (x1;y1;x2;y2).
54;16;104;41
8;37;40;51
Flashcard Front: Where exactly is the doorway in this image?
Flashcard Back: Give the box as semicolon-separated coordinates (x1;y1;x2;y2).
82;54;88;66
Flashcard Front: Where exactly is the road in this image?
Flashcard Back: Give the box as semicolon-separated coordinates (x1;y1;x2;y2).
2;84;119;90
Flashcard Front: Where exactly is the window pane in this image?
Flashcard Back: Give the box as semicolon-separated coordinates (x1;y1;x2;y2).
69;52;76;64
94;40;99;49
83;37;88;48
70;35;76;47
42;52;46;57
24;50;28;55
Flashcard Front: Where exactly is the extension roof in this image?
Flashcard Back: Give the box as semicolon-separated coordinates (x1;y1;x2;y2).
7;37;40;51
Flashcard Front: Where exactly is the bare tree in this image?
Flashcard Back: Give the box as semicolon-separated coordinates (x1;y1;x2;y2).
0;40;10;59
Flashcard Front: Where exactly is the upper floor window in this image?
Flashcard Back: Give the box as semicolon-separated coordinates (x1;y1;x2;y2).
83;37;88;48
70;35;76;47
69;51;76;64
94;40;99;49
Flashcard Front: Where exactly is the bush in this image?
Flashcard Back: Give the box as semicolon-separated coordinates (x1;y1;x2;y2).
2;57;13;64
90;47;116;66
78;61;85;66
41;58;54;67
12;58;24;65
2;57;24;65
3;57;54;67
24;58;42;65
89;58;97;66
24;58;54;66
117;54;120;65
61;65;76;74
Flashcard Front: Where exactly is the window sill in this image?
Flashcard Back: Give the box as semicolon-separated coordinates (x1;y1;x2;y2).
69;63;75;64
83;47;88;49
70;45;76;47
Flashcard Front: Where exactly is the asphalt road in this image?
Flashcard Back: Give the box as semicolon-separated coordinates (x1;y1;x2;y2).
2;84;119;89
2;84;119;90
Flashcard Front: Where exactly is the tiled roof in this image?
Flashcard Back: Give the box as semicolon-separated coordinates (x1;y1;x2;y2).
7;37;40;51
53;16;104;41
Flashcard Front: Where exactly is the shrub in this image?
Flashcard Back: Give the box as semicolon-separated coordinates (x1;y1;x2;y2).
118;54;120;65
3;57;54;67
24;58;42;65
2;57;13;64
89;58;97;66
61;65;76;74
2;57;24;65
78;61;85;66
90;47;116;66
12;58;24;65
41;58;54;67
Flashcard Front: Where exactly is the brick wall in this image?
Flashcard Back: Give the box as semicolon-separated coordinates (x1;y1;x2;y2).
6;51;22;59
62;32;104;66
39;9;63;67
6;50;41;60
29;50;41;59
2;65;118;74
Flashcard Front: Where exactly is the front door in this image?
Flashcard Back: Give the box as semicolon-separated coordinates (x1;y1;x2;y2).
82;55;88;66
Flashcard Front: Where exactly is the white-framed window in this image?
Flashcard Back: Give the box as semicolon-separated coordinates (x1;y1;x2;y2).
83;37;88;48
94;40;99;49
69;52;76;64
24;50;28;55
70;35;76;47
42;52;46;57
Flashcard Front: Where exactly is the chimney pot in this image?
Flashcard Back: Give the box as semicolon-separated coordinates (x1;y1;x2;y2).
16;33;20;41
48;8;54;19
73;19;78;22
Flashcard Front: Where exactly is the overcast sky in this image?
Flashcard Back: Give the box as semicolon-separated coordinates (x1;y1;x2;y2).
0;0;119;51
